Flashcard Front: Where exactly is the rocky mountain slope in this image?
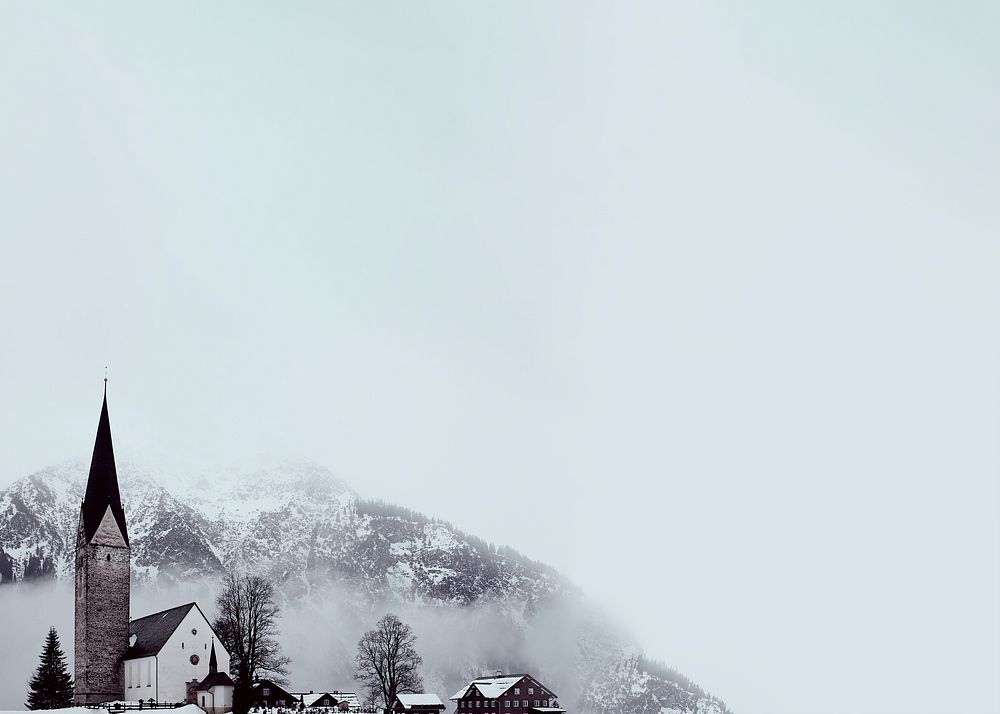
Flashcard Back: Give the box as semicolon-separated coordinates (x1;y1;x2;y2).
0;459;729;714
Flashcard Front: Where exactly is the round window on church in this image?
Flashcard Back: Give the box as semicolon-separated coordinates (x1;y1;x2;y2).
191;628;198;635
190;654;200;665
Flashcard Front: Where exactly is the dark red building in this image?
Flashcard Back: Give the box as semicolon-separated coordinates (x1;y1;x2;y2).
450;674;563;714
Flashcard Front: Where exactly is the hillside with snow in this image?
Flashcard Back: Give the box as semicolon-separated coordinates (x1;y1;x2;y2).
0;459;729;714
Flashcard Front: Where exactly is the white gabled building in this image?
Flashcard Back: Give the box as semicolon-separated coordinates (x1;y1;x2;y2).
125;602;232;705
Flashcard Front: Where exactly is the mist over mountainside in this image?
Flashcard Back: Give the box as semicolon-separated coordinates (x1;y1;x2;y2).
0;459;729;714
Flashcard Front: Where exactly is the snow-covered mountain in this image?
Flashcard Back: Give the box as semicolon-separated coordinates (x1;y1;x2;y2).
0;459;729;714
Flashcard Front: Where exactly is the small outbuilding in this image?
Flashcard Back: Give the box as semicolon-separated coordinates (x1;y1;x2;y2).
195;642;235;714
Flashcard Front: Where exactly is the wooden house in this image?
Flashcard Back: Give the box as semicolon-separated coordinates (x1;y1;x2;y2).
450;674;563;714
250;679;298;709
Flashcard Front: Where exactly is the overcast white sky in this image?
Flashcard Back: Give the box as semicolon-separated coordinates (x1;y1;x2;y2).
1;3;998;714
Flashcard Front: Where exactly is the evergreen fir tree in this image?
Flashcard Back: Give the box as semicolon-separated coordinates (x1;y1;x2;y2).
25;626;74;710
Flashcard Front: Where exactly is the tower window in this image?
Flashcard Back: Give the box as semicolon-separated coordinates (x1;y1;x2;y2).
106;554;111;561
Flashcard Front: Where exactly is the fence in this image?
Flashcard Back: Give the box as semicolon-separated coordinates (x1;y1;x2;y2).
85;703;186;711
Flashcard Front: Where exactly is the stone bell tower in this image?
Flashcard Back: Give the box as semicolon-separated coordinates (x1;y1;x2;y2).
74;382;130;704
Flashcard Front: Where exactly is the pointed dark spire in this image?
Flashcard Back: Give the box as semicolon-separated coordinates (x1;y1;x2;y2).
80;384;129;545
208;640;218;674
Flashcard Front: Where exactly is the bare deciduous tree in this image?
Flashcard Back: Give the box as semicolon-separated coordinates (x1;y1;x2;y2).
214;573;290;713
354;613;424;713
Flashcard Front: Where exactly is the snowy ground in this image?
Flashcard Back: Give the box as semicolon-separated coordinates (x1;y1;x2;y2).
0;710;95;714
0;706;204;714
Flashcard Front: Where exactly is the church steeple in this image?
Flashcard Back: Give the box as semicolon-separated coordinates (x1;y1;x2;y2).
80;383;129;546
208;640;218;675
75;380;131;705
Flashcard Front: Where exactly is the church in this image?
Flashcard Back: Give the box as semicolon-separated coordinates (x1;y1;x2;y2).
74;384;236;711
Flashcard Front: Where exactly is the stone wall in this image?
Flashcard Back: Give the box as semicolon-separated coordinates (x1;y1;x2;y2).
74;530;130;704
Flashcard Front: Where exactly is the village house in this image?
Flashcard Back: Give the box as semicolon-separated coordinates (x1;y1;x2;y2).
294;692;341;710
450;674;563;714
391;693;446;714
249;679;298;709
290;691;360;711
325;691;362;711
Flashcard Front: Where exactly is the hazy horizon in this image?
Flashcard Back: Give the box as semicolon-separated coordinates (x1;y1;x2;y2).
2;3;998;714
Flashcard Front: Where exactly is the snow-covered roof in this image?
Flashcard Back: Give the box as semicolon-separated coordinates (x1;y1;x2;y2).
198;671;237;691
396;693;445;709
334;692;361;708
450;676;525;700
286;691;361;709
301;693;337;707
127;602;198;658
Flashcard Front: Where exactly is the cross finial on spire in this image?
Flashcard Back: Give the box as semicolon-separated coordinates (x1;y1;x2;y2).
208;638;218;674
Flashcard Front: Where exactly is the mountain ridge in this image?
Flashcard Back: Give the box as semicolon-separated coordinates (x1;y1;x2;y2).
0;458;730;714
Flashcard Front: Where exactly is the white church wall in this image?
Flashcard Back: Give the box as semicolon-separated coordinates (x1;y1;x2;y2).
214;683;233;709
156;605;231;704
123;655;157;702
197;685;233;714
